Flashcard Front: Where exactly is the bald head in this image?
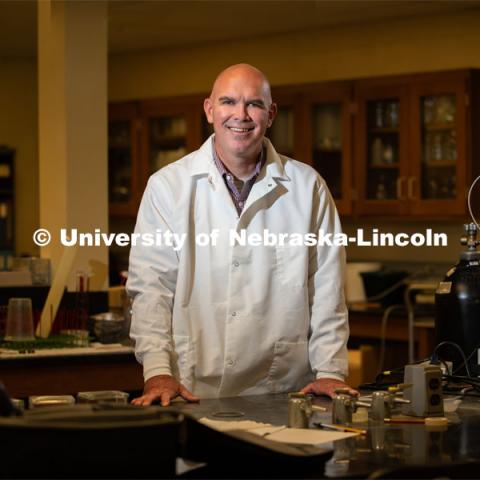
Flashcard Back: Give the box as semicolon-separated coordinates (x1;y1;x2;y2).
210;64;273;106
204;63;277;166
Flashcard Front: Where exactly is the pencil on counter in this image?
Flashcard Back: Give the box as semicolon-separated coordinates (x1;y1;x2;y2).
315;422;367;435
385;416;449;425
384;417;425;424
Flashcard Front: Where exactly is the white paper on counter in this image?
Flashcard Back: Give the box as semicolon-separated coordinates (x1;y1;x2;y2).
199;418;358;445
250;426;358;445
199;418;273;432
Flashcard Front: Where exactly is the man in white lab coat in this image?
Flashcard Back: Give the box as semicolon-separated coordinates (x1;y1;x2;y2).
128;64;355;406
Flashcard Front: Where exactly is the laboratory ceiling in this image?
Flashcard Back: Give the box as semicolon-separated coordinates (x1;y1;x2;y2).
0;0;479;58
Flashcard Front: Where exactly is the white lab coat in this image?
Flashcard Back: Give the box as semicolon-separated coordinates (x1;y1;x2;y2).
127;136;349;398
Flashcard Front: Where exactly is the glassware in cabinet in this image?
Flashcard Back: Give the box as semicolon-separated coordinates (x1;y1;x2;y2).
420;94;457;200
148;115;188;174
365;99;401;200
311;103;343;199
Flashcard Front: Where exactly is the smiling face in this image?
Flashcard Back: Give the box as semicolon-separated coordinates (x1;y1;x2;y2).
204;64;277;163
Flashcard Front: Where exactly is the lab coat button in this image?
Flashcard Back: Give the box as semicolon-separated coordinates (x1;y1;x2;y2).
233;261;239;267
231;311;237;317
227;359;234;367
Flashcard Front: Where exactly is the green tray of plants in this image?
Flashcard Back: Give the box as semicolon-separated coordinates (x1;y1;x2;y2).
0;334;87;351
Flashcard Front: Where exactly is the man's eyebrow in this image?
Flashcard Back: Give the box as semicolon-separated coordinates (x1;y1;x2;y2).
247;98;266;106
217;96;266;106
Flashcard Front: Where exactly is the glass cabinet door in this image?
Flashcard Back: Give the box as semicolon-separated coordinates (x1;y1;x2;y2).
420;95;457;200
148;115;188;174
311;103;343;199
304;85;352;215
365;98;401;201
141;101;198;193
409;76;468;216
108;102;140;217
355;83;408;216
109;121;133;203
268;106;294;158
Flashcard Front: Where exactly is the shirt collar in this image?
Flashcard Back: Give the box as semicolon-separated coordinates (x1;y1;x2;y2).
211;137;265;181
189;134;289;182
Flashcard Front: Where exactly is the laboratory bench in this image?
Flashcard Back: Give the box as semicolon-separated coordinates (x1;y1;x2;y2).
168;392;480;478
0;345;143;398
1;389;480;478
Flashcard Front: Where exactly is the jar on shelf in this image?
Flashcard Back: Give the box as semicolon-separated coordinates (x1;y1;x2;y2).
386;102;399;127
432;133;443;161
382;144;394;164
375;102;384;128
376;175;387;200
423;97;436;125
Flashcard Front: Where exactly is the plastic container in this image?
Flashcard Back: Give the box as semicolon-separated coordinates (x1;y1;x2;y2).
77;390;129;404
89;312;127;343
29;395;76;409
4;298;35;341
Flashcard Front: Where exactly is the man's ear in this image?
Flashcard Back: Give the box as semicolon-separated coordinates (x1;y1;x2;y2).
204;97;214;124
267;102;278;128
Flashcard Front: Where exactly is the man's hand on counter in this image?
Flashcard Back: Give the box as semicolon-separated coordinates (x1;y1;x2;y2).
300;378;359;399
131;374;200;406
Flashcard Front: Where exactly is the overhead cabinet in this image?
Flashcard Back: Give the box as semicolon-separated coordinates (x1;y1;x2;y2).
108;69;479;219
108;101;141;217
354;70;478;217
301;82;353;216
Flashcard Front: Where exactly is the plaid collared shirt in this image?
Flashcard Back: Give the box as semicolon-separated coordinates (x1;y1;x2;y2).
212;138;265;215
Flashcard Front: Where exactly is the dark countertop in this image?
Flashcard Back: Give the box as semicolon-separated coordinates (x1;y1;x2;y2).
168;393;480;478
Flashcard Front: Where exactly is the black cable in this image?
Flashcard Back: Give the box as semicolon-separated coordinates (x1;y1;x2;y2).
359;357;432;391
431;341;472;378
452;341;480;375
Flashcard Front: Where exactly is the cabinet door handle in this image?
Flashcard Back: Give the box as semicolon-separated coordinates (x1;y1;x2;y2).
407;177;417;199
396;177;406;200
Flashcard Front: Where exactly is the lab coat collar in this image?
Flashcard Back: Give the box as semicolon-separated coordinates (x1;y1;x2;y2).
189;134;289;182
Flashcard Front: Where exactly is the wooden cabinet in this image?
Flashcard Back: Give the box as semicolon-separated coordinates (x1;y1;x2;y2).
109;70;479;219
109;96;205;217
108;102;141;217
302;83;353;215
0;147;14;252
355;82;410;216
268;86;301;159
354;70;479;217
269;84;353;215
139;97;202;189
408;73;470;216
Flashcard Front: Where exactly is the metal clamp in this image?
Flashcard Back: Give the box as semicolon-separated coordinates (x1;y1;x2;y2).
332;389;370;425
370;388;411;422
288;392;326;428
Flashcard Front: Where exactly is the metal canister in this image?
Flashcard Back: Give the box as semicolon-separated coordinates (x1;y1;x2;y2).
29;395;75;409
288;396;310;428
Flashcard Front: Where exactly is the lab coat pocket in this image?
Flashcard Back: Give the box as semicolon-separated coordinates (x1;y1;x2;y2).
172;335;194;389
268;341;313;393
276;245;308;288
